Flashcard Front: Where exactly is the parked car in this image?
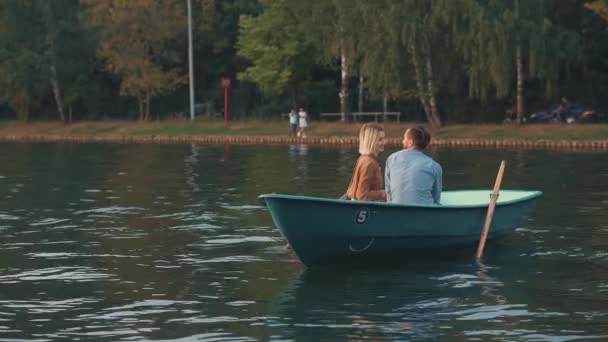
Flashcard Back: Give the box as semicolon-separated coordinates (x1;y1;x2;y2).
528;102;605;123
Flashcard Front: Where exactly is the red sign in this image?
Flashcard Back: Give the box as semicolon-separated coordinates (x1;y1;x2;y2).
221;77;231;89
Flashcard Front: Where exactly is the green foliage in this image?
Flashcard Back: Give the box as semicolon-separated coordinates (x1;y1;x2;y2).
84;0;187;120
585;0;608;22
455;0;579;100
237;0;314;99
0;0;99;121
0;1;607;124
0;1;50;120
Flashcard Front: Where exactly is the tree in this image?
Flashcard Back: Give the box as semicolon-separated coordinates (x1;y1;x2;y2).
84;0;186;120
0;0;95;122
237;0;314;107
351;1;409;108
586;0;608;22
47;0;98;123
455;0;579;123
346;0;446;126
287;0;362;121
0;1;47;121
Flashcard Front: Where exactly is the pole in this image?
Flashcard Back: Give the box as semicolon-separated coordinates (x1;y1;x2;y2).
187;0;195;121
224;87;228;126
475;160;506;262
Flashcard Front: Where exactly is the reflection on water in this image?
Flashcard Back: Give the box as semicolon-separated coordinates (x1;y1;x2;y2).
0;143;607;341
184;143;200;193
287;143;309;158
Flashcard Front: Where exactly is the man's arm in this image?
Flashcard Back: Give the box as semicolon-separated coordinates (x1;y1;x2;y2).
432;164;443;204
384;156;392;202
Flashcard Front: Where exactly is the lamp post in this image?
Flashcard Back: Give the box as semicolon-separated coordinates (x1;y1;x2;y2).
221;77;231;127
187;0;195;121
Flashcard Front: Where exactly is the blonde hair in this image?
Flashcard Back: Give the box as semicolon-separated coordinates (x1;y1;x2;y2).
358;123;385;156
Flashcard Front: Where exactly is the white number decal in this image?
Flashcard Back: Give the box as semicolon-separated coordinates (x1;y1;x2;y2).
355;208;370;224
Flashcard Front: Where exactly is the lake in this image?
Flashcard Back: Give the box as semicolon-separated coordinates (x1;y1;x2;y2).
0;142;607;341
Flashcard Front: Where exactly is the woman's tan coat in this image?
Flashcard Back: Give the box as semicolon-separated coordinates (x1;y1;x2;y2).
345;155;386;202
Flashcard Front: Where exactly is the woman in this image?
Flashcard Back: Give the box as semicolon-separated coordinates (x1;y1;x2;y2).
343;123;386;201
297;108;308;138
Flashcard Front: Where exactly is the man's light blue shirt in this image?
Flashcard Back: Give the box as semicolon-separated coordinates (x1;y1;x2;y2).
385;149;442;205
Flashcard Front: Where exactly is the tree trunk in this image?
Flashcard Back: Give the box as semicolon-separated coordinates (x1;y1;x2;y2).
410;44;433;125
14;91;30;122
144;92;151;121
425;55;442;126
138;96;144;121
50;64;66;123
45;1;65;123
340;51;349;122
383;94;388;114
291;87;298;109
516;44;524;123
358;75;364;114
515;0;524;124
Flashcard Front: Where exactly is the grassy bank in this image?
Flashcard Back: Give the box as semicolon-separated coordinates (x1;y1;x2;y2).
1;119;607;141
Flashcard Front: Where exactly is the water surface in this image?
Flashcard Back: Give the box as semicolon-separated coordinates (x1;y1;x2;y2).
0;142;607;341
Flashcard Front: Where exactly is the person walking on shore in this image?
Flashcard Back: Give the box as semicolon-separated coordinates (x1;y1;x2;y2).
297;108;308;138
289;109;298;136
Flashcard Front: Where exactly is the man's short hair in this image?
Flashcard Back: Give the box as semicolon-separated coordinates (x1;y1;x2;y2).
406;126;431;149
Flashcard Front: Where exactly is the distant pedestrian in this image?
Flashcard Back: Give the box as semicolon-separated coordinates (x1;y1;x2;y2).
297;107;308;138
289;109;298;136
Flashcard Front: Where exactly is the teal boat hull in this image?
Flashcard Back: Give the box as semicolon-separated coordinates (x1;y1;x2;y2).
259;190;542;267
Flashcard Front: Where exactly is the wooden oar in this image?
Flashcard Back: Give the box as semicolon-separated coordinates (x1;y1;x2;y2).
474;160;506;263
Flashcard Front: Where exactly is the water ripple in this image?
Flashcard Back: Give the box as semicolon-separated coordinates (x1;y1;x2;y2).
73;206;144;215
135;332;257;341
221;205;266;211
0;298;97;314
28;218;71;226
432;273;503;289
0;267;115;283
184;256;262;264
441;304;568;321
26;253;139;260
170;223;221;231
205;236;277;244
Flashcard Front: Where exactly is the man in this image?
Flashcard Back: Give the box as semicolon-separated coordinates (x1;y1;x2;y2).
385;126;442;205
288;109;298;136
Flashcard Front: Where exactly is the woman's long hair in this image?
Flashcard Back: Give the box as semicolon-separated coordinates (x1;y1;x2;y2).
358;123;384;156
343;123;385;199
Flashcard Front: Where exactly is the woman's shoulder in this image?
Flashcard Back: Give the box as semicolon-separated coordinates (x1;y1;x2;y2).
358;155;380;167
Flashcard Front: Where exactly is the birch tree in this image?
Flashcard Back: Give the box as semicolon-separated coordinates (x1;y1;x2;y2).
287;0;361;121
455;0;579;122
0;0;91;122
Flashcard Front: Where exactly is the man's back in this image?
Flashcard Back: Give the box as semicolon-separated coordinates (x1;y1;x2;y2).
385;149;442;205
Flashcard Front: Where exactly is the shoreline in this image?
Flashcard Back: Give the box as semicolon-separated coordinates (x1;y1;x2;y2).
1;133;607;150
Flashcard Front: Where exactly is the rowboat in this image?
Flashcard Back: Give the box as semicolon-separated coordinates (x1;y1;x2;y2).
259;190;542;267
